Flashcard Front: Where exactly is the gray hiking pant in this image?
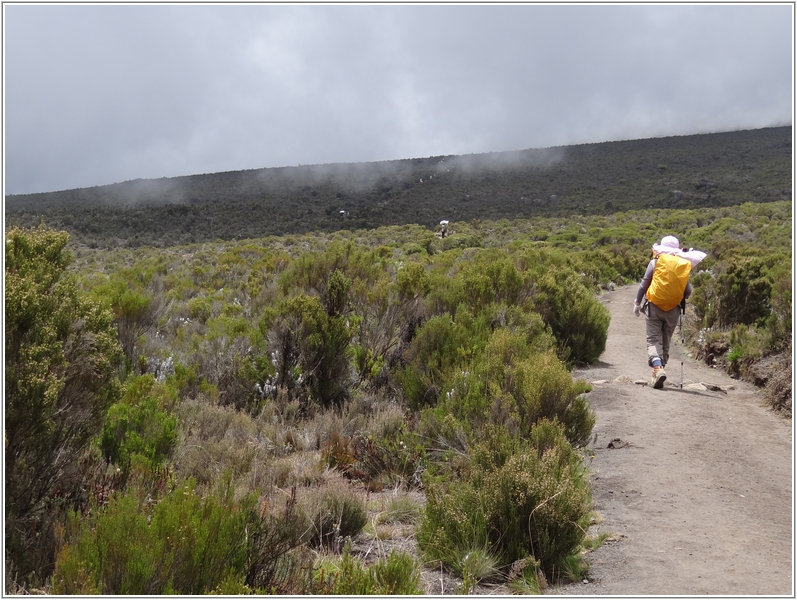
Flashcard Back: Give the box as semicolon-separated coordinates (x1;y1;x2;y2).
645;301;681;368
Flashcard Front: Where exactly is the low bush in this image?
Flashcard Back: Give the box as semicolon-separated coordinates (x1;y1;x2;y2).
432;329;595;448
726;324;770;380
418;421;592;582
53;477;255;594
316;542;423;594
243;487;316;594
765;260;791;349
531;270;610;365
715;256;773;328
300;477;368;549
376;494;424;525
348;430;426;491
99;375;178;476
264;293;357;409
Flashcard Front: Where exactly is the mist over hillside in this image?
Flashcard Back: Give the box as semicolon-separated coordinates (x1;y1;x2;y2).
5;126;791;249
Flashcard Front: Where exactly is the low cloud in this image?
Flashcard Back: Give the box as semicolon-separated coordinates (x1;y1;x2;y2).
4;4;792;195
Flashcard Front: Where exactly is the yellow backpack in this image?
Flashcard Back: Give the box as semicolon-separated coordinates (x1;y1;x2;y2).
646;253;692;311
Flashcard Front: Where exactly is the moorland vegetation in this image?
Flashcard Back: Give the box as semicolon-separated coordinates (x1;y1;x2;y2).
4;127;792;594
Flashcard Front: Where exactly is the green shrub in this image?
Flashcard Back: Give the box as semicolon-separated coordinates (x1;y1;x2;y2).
726;324;769;379
322;268;351;317
394;314;461;409
434;329;594;447
765;259;791;348
464;255;524;309
5;227;123;584
396;306;492;410
426;268;466;315
266;294;357;409
687;270;718;326
573;244;647;286
53;493;155;595
716;257;773;328
418;421;591;581
396;261;432;301
438;232;482;252
99;375;178;475
53;477;256;594
89;268;166;369
317;543;423;594
531;269;610;364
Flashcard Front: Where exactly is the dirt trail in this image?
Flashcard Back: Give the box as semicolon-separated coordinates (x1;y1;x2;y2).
546;285;793;596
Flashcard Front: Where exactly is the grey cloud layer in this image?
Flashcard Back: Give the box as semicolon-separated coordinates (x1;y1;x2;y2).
4;4;792;195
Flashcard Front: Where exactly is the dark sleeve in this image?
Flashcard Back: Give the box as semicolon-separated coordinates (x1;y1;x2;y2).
684;280;693;300
635;259;656;304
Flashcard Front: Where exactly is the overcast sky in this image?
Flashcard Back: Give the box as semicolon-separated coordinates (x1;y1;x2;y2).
3;3;793;195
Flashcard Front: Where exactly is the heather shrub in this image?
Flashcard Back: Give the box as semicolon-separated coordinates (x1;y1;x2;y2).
5;227;123;585
481;421;592;576
99;375;178;476
492;304;557;353
573;244;647;286
689;250;790;396
688;270;718;326
765;259;791;348
434;329;594;447
53;493;155;595
263;293;357;409
89;269;165;370
53;477;256;594
277;241;379;300
531;269;610;364
186;295;212;323
426;267;466;315
458;254;524;310
243;487;316;594
418;421;591;581
395;306;491;410
439;232;482;252
394;314;459;409
417;479;491;577
316;543;423;595
195;315;263;411
715;256;773;328
396;260;432;301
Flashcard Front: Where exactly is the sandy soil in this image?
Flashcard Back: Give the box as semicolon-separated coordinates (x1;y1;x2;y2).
548;285;793;596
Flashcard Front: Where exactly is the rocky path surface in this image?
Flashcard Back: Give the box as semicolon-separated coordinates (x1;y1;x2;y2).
549;285;793;596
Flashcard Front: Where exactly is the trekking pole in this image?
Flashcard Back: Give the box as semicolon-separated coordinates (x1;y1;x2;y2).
679;299;686;389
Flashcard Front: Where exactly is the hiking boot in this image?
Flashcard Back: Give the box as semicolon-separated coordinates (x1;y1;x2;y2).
652;367;667;389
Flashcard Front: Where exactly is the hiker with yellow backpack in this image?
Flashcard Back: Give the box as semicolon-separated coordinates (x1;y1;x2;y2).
633;235;707;389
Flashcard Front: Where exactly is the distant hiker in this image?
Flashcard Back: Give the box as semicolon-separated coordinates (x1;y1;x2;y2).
439;220;449;238
633;235;707;389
